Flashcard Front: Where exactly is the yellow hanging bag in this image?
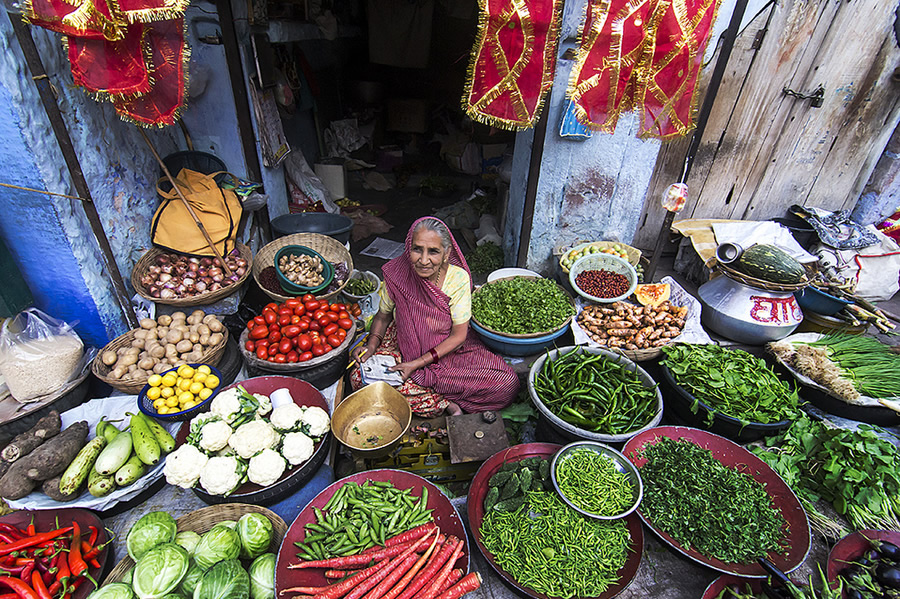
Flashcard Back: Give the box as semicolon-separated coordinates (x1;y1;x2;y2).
151;169;243;256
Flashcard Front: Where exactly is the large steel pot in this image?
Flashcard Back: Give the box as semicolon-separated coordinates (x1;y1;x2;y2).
698;275;802;344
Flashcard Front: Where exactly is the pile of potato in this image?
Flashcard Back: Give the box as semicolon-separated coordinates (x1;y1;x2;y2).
100;310;226;381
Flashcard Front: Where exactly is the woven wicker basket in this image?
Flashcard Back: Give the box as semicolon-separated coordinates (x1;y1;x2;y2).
132;244;253;307
238;320;356;371
717;263;810;292
103;503;287;585
253;233;353;303
91;328;228;394
559;241;642;273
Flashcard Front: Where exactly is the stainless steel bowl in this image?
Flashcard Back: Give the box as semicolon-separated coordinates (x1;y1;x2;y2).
551;441;643;520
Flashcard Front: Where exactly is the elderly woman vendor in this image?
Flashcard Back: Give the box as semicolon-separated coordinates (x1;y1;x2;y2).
350;217;519;417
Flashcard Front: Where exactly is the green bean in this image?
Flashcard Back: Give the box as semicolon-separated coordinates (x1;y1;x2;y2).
556;447;633;516
480;490;631;598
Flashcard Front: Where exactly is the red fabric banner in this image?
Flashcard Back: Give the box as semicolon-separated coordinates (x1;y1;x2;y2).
67;24;151;98
569;0;719;139
463;0;563;131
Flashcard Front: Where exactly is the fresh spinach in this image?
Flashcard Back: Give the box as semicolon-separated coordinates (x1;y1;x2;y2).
472;277;574;334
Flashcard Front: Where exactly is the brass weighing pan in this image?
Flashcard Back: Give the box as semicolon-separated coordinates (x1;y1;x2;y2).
332;381;412;459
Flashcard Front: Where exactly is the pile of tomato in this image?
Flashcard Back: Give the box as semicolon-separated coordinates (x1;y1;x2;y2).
244;296;356;363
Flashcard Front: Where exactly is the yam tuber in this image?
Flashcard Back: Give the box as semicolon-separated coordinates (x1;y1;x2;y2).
1;411;62;463
20;420;89;482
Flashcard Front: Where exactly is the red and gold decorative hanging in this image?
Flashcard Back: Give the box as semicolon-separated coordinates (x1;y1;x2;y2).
568;0;719;139
22;0;189;127
463;0;563;131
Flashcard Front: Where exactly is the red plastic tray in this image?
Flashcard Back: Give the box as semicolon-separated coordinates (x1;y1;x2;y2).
176;376;331;503
827;529;900;582
623;426;811;577
275;469;468;594
701;574;764;599
467;443;644;599
0;508;110;599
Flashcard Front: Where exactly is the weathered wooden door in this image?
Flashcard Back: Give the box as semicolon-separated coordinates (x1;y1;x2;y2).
633;0;900;249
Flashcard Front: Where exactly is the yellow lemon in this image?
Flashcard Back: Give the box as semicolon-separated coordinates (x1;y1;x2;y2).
178;378;193;392
146;386;161;401
198;387;213;400
197;365;211;375
165;396;179;408
161;374;177;388
183;400;198;409
148;374;162;387
193;372;208;384
178;391;194;405
189;382;204;395
160;386;174;398
153;398;166;410
179;365;195;379
204;375;220;389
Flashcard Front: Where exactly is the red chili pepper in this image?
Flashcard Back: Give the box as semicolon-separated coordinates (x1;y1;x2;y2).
25;522;34;538
0;529;72;558
0;576;39;599
31;570;50;599
66;524;86;580
20;562;35;583
14;559;34;567
53;547;69;597
0;524;26;540
0;593;21;599
85;528;97;549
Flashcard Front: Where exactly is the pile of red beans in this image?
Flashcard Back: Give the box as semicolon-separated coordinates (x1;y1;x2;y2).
574;269;630;299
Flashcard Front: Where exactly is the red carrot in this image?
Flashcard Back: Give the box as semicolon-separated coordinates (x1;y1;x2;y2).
288;540;423;570
280;559;388;597
393;537;459;599
342;530;435;599
433;572;482;599
380;529;440;599
359;554;417;599
383;523;436;547
323;571;349;579
435;569;463;595
417;539;464;599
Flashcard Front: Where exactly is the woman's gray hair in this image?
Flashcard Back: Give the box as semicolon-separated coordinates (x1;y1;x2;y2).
413;218;452;251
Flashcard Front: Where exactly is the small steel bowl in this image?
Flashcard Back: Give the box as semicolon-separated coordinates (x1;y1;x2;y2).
551;441;643;520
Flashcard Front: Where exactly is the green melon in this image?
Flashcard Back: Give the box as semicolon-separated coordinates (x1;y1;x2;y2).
735;244;806;284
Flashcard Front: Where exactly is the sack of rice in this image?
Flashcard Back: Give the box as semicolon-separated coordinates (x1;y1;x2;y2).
0;309;84;401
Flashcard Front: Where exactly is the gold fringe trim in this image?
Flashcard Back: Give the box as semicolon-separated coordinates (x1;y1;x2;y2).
22;0;123;41
121;0;188;25
461;0;563;131
65;24;153;101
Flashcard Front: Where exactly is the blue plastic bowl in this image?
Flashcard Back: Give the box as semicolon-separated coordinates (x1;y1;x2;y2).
470;319;569;356
275;245;334;295
794;286;851;316
138;363;224;422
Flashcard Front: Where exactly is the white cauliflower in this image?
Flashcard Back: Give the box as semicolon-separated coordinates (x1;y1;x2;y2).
247;448;286;486
198;419;233;453
253;393;273;417
301;406;331;437
189;411;218;429
228;420;279;459
164;444;209;489
210;388;243;423
281;431;315;466
269;403;304;432
199;455;246;496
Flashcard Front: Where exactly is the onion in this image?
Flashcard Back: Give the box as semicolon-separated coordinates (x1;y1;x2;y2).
140;274;155;287
182;277;195;289
234;267;246;278
175;284;186;294
200;257;213;267
209;268;224;282
149;284;161;297
163;281;177;289
157;255;170;265
201;276;213;286
160;288;176;299
195;280;208;293
189;257;200;264
235;258;248;268
213;258;222;267
187;263;198;273
197;267;208;277
161;264;174;275
149;265;161;275
159;273;172;284
209;282;222;291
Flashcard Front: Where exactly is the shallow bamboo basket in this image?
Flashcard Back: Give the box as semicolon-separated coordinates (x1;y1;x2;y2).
91;328;228;394
131;243;253;307
102;504;287;585
253;233;353;303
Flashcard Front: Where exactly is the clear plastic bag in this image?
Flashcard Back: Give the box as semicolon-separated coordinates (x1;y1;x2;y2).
0;308;85;402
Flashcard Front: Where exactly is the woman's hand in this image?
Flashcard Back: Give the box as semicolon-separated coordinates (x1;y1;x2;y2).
390;361;418;381
352;343;375;364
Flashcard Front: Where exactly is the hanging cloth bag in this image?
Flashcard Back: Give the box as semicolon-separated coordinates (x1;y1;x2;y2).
151;168;243;256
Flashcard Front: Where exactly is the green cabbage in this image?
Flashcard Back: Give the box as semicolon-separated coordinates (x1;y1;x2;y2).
132;543;190;599
214;521;237;531
175;532;202;556
161;594;186;599
180;563;205;597
237;514;272;560
193;559;249;599
248;554;275;599
127;512;178;561
194;526;241;571
86;583;134;599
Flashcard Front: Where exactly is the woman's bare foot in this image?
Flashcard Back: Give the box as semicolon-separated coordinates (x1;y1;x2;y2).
446;402;463;416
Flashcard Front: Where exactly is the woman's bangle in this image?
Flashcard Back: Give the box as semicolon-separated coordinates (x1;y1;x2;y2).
371;333;383;345
428;348;439;363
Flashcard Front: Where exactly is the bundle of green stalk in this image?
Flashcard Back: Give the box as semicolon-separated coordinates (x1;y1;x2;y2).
751;414;900;535
661;344;800;426
635;437;789;564
471;277;574;334
768;333;900;404
533;348;659;435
